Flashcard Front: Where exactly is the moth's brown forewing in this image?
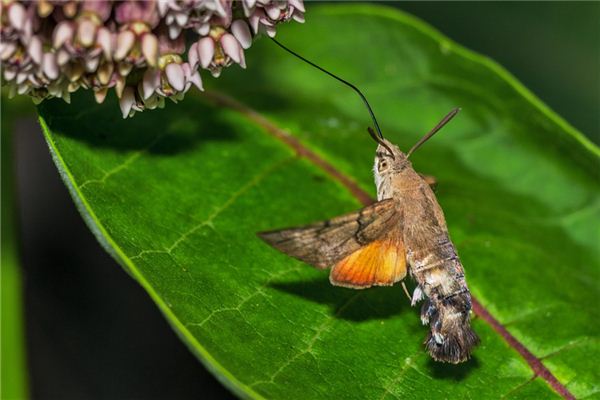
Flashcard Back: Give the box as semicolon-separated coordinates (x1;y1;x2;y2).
258;198;399;269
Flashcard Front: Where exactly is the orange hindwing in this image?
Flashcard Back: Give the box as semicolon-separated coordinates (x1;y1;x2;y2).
329;233;406;289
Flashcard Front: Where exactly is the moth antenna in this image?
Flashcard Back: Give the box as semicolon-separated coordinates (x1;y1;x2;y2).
407;108;461;158
271;38;384;140
368;127;395;159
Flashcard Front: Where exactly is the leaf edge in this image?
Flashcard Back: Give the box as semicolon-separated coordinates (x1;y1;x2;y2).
37;115;267;400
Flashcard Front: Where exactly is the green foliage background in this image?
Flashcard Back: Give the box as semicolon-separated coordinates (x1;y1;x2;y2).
1;96;33;400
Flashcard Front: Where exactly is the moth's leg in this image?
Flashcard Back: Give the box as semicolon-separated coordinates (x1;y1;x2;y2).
419;174;437;190
401;281;411;301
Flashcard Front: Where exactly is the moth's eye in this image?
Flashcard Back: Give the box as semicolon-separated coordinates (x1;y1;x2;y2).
378;160;388;172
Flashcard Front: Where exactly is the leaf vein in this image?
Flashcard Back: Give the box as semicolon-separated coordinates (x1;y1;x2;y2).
378;352;424;400
78;134;165;189
130;158;291;260
185;266;303;329
250;292;362;388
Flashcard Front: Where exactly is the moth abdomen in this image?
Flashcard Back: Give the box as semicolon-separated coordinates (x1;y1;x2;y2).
419;282;479;363
410;243;479;363
424;302;480;364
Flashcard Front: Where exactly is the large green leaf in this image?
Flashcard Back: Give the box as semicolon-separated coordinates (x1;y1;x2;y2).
37;4;598;399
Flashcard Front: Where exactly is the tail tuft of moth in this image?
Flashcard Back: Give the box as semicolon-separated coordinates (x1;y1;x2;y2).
424;321;480;364
420;294;480;363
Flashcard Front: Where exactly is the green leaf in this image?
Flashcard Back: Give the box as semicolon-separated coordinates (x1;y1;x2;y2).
37;4;598;399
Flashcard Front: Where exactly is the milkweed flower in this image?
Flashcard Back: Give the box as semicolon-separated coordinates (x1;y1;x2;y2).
0;0;305;118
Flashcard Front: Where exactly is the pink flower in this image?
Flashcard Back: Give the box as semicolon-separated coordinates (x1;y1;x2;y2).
1;0;305;118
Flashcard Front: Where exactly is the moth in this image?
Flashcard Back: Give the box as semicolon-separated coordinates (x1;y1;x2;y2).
263;39;480;363
260;117;480;363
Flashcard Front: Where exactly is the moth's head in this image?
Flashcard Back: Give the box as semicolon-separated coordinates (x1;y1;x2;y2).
372;137;410;199
374;139;409;177
367;128;410;179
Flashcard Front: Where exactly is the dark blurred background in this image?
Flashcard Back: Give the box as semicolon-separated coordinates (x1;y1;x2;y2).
400;1;599;143
4;2;599;399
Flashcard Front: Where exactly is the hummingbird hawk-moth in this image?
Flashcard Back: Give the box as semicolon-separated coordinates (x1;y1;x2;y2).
262;40;480;363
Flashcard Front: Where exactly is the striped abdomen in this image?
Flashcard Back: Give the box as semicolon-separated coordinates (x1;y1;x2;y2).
408;235;479;363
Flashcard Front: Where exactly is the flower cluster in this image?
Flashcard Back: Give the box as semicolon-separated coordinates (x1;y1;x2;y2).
0;0;305;117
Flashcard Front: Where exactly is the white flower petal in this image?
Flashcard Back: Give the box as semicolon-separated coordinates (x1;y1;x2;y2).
265;4;281;20
16;72;28;85
22;17;33;42
249;14;260;34
8;2;26;29
94;87;108;104
119;87;135;118
292;12;305;23
141;34;158;67
118;62;133;77
84;55;100;72
43;53;59;80
243;0;257;13
157;0;169;16
97;62;113;85
265;25;277;38
197;37;215;69
67;81;80;93
289;0;305;13
220;33;241;64
188;42;199;69
28;36;43;65
212;0;227;17
188;71;203;90
165;63;185;91
96;27;113;60
142;68;160;100
231;20;252;50
175;12;188;27
168;25;181;40
4;69;17;81
114;30;135;61
182;63;203;91
115;75;126;98
77;19;96;48
57;49;70;66
182;62;191;78
37;0;54;17
0;43;17;60
53;21;74;49
197;24;210;36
